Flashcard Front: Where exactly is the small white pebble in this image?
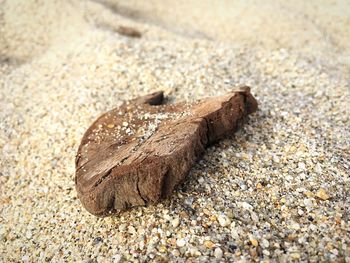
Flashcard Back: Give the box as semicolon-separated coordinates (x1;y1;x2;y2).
315;163;323;174
218;215;231;227
240;184;247;190
304;198;313;208
240;202;253;210
26;231;32;239
214;248;223;259
118;224;126;231
22;255;30;262
198;177;205;184
172;218;180;228
298;162;306;170
309;224;317;231
261;238;270;248
250;212;259;222
189;247;201;256
127;226;136;234
231;228;239;239
290;252;301;259
97;256;106;263
290;221;300;230
176;238;186;247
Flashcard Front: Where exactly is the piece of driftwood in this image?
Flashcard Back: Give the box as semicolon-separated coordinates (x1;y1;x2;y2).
116;26;142;38
75;87;258;216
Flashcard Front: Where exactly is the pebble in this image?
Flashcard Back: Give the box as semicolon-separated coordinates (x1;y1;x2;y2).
250;212;259;222
204;240;215;249
290;221;301;231
184;197;194;206
189;247;201;256
112;254;122;262
231;228;239;239
172;218;180;228
309;224;317;231
93;237;103;245
217;215;231;227
176;238;187;247
261;239;270;248
25;231;32;239
250;238;259;247
290;252;301;259
210;215;217;222
298;162;306;170
303;198;314;208
316;188;330;200
158;245;167;253
228;244;237;253
214;248;223;259
22;255;30;262
250;248;257;258
198;177;205;184
240;202;253;210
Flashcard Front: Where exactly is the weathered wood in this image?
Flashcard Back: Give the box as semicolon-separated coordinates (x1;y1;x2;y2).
75;87;258;216
116;26;142;38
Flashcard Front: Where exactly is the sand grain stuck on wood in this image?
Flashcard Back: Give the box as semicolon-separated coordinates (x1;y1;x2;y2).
1;0;349;262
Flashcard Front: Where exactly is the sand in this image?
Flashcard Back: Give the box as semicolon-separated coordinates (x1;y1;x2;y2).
1;0;349;262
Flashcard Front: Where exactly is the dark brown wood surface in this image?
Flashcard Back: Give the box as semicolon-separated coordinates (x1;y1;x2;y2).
75;87;258;216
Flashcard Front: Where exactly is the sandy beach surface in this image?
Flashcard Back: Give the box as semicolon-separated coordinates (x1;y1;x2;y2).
1;0;349;262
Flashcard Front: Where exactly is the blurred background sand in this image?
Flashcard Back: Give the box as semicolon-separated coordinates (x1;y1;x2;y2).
1;0;350;64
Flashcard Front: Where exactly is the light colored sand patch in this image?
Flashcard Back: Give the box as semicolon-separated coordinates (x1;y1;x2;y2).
113;0;350;61
0;0;88;62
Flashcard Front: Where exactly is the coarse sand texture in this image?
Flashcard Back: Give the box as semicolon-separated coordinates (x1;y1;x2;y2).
1;0;349;262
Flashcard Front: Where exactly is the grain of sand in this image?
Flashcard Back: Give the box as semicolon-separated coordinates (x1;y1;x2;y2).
1;0;349;262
